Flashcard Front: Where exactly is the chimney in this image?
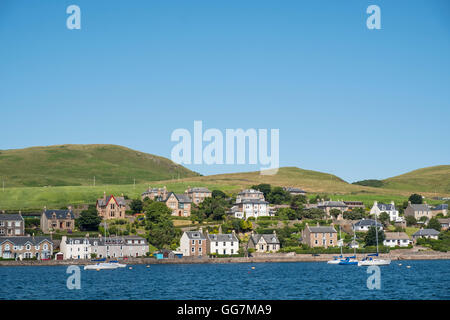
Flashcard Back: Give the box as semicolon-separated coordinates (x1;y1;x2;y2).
19;210;22;216
408;201;411;205
232;230;236;236
44;206;47;212
199;227;203;234
273;230;276;236
104;191;106;200
317;222;320;227
68;205;72;212
391;201;395;205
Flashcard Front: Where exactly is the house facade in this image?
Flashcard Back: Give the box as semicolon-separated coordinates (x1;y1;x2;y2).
343;201;365;210
230;199;269;219
412;228;440;242
236;189;265;203
438;218;450;230
302;223;338;248
0;214;25;236
404;202;433;221
141;186;168;201
432;204;448;216
96;193;127;220
179;228;207;257
383;232;412;247
206;230;239;255
164;192;192;217
185;187;212;205
247;231;280;253
0;236;53;260
40;208;75;233
60;235;148;259
353;219;383;232
317;200;348;219
370;201;399;222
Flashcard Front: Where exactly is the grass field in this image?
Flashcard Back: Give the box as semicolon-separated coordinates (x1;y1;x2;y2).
0;144;198;187
0;166;446;210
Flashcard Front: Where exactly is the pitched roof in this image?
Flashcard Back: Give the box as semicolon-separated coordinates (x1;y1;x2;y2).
376;203;396;211
64;236;147;245
409;204;431;212
164;192;192;203
307;225;337;233
250;233;280;245
433;204;448;211
187;187;211;193
207;233;239;242
97;195;126;207
317;201;347;208
184;230;206;240
384;232;410;240
412;229;440;236
0;214;24;221
354;219;383;228
284;187;306;193
239;199;269;205
0;236;53;246
438;218;450;224
43;209;74;220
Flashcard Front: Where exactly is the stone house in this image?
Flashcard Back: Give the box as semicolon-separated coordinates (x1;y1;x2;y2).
163;192;192;217
438;218;450;230
179;228;207;257
40;208;75;233
0;236;53;260
141;186;168;201
247;231;280;253
0;213;25;236
185;187;212;205
432;204;448;216
96;193;127;220
302;223;338;248
404;202;433;221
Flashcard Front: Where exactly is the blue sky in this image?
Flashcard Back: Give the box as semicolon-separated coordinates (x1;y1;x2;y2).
0;0;449;182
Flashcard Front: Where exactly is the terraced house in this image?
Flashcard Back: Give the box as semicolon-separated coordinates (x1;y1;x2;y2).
163;192;192;217
0;213;24;236
40;208;75;233
0;236;53;260
206;230;239;255
96;193;127;220
179;229;207;257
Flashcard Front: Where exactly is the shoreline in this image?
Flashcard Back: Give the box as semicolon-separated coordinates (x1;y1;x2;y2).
1;251;450;267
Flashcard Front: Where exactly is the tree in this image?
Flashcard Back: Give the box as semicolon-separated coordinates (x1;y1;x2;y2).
345;208;365;220
267;187;291;204
329;209;342;220
379;212;390;226
428;218;442;232
408;194;423;204
277;207;297;220
290;195;307;209
212;190;226;199
130;199;143;214
144;201;178;249
192;197;229;221
77;205;102;231
405;216;417;226
364;226;385;247
250;184;271;198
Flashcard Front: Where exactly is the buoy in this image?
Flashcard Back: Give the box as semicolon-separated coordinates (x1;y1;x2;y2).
146;265;150;268
129;267;133;270
96;269;100;271
251;267;255;270
398;263;402;266
406;266;411;268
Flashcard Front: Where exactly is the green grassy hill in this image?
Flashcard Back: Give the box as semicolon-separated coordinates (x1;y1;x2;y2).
382;165;450;194
0;144;199;187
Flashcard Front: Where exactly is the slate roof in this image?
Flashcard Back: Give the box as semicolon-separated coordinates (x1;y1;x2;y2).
164;192;192;203
318;201;347;208
0;214;23;221
409;204;431;212
43;210;74;220
240;199;269;205
64;236;147;246
238;189;264;195
412;229;440;237
438;218;450;225
377;203;396;211
308;225;337;233
250;233;280;245
184;231;206;240
284;187;306;193
207;233;239;242
433;204;448;211
188;187;211;193
0;236;53;246
384;232;410;240
97;195;126;207
354;219;383;228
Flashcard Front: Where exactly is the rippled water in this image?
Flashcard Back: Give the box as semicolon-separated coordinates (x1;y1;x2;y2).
0;260;449;300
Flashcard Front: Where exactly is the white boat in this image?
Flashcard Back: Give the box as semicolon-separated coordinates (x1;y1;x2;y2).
358;214;391;267
109;261;127;268
84;262;120;270
328;227;359;265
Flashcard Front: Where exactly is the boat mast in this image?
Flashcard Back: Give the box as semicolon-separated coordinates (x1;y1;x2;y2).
339;226;343;256
375;213;379;254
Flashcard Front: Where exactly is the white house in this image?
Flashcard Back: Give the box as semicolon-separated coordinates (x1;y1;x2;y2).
230;199;269;219
60;236;92;260
412;228;440;242
353;219;383;232
383;232;412;247
206;231;239;255
370;201;399;222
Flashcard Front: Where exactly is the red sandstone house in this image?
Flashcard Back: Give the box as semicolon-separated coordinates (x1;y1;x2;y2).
163;192;192;217
185;187;212;205
141;186;168;201
302;223;338;248
96;193;127;220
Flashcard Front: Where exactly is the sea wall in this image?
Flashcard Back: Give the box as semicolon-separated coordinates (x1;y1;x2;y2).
1;250;450;267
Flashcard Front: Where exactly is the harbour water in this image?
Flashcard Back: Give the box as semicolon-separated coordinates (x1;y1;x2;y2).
1;260;449;300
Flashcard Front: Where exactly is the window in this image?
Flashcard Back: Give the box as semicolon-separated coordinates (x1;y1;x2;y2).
26;244;31;251
198;240;202;245
314;240;318;245
15;229;21;235
191;247;195;252
198;247;202;252
192;240;195;245
15;221;20;227
330;240;333;244
223;242;226;246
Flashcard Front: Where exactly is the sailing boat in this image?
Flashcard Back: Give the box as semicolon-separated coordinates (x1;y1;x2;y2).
84;222;124;270
338;230;358;265
327;226;345;264
358;214;391;266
